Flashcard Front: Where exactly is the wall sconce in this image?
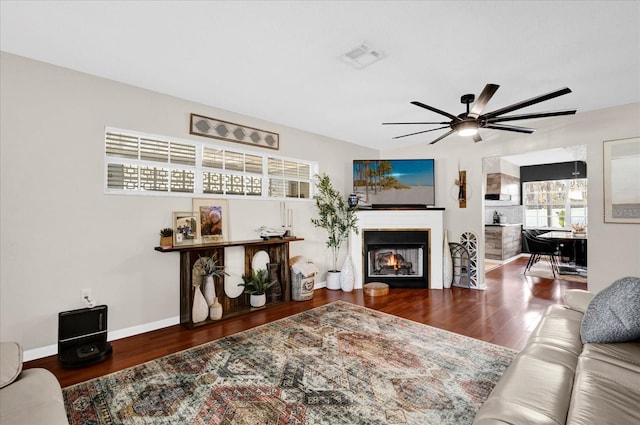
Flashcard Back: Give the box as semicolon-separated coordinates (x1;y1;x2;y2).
455;170;467;208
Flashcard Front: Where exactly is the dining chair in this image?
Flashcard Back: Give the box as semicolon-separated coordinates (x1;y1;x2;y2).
522;230;561;277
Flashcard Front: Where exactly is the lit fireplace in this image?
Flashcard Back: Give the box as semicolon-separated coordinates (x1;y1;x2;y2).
348;209;444;290
364;229;429;288
370;249;419;276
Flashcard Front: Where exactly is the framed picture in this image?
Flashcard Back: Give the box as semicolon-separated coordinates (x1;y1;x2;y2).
192;198;229;242
172;211;201;246
603;136;640;223
190;113;279;150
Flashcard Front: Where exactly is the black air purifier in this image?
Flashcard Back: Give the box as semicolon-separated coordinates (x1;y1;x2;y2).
58;305;112;368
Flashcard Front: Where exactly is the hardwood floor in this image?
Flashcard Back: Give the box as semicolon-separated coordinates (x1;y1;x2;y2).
25;257;586;388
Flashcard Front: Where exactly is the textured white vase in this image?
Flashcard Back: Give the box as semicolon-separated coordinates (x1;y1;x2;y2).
250;293;266;308
326;271;341;290
340;254;355;292
202;274;216;306
209;297;223;320
443;231;453;289
192;286;209;323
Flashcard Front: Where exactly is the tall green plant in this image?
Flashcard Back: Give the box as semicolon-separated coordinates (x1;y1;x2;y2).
310;173;359;271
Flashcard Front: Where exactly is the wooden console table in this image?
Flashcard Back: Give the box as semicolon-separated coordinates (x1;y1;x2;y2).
155;237;303;329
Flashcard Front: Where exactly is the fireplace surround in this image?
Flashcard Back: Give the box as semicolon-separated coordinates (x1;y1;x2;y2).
349;209;444;290
364;229;430;288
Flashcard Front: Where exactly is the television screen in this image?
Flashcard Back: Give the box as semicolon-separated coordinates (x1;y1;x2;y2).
353;159;435;207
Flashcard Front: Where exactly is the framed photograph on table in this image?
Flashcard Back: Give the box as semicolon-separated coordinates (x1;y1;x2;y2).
603;136;640;223
192;198;229;242
172;211;201;246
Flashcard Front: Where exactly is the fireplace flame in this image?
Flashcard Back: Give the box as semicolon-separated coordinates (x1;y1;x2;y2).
387;253;399;270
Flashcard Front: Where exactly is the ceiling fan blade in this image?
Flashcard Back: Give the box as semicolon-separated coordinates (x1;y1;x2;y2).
484;124;536;134
480;87;572;119
468;84;500;119
428;130;456;145
473;133;483;143
382;121;450;125
485;109;577;123
392;126;450;139
411;101;460;121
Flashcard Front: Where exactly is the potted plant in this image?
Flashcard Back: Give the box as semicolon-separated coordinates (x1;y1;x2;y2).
238;268;276;308
159;227;173;248
310;173;358;290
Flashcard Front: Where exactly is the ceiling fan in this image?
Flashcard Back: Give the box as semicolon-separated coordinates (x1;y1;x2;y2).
383;84;577;144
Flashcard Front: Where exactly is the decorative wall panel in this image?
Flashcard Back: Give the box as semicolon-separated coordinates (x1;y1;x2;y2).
190;113;279;150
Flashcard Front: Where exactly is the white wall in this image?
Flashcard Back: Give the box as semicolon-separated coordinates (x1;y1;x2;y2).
381;102;640;292
0;52;377;355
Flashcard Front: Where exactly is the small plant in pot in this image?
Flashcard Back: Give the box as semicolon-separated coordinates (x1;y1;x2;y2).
238;268;276;308
159;227;174;248
310;173;358;290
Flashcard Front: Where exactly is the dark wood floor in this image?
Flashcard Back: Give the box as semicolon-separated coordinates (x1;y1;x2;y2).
26;257;586;388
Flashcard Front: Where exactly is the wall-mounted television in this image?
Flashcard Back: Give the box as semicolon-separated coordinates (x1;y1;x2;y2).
353;159;435;207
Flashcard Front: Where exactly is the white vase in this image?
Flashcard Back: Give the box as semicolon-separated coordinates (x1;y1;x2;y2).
443;231;453;289
326;271;341;290
340;254;354;292
192;285;209;323
202;274;216;306
209;297;223;320
250;293;266;308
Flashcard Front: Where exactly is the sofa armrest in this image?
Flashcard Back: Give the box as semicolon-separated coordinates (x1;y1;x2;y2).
563;289;594;313
0;342;23;389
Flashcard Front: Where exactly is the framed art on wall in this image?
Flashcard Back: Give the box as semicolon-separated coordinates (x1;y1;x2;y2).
192;198;229;242
172;211;201;246
603;136;640;223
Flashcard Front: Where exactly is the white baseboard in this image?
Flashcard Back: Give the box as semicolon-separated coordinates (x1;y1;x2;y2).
23;316;180;362
24;282;334;361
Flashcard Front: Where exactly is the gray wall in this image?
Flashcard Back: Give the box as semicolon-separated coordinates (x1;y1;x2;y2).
0;53;377;356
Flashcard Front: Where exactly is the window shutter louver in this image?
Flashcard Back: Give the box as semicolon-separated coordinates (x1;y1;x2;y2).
105;128;315;199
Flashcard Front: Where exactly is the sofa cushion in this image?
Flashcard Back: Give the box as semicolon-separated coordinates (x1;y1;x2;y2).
473;305;583;425
581;276;640;343
563;289;595;313
526;304;584;356
566;341;640;425
473;346;579;425
0;342;23;389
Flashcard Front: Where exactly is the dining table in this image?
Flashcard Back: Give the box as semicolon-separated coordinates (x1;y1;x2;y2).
538;230;587;274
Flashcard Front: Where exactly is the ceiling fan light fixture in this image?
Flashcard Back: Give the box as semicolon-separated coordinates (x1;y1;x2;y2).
456;121;479;137
384;84;576;145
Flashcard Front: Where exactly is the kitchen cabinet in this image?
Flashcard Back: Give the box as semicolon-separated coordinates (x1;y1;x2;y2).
486;173;520;204
485;224;522;261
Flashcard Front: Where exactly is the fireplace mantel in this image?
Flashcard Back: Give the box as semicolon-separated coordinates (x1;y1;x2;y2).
349;209;444;290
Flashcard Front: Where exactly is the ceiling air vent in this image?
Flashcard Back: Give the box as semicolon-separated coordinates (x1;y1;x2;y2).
340;43;384;69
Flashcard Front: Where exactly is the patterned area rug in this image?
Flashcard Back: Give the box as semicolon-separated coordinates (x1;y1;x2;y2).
63;301;517;424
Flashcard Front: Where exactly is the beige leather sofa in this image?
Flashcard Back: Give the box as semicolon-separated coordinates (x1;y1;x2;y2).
0;342;69;425
474;282;640;425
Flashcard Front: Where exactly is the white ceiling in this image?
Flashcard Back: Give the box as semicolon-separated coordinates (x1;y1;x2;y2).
1;1;639;151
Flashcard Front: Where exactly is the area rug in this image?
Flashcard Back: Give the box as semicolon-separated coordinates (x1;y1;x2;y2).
524;260;588;283
63;301;517;424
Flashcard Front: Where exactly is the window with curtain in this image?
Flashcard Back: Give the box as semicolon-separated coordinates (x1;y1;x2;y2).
105;127;316;200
